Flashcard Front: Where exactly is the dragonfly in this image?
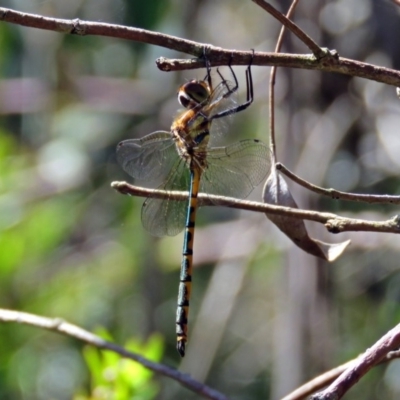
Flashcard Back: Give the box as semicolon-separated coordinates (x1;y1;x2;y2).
116;55;270;357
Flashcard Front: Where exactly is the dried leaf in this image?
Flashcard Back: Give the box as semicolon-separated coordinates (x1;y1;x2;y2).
262;166;350;262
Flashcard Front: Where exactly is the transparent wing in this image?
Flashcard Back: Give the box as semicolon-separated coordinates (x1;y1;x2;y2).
141;158;190;237
116;131;177;183
200;139;271;199
117;130;189;237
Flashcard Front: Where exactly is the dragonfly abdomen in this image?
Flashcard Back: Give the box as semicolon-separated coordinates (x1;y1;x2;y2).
176;167;201;357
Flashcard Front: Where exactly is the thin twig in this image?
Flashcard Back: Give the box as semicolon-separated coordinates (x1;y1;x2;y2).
111;181;400;234
277;162;400;204
310;323;400;399
269;0;300;160
1;7;400;87
282;349;400;400
252;0;325;58
0;309;230;400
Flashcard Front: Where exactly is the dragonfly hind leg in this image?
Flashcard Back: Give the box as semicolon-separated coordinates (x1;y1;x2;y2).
216;51;239;100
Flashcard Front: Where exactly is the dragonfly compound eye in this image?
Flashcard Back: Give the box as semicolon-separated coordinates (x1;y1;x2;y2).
178;80;210;109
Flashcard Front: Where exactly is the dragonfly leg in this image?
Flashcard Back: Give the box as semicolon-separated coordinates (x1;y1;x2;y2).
245;49;255;105
202;46;213;90
209;49;255;121
216;51;239;100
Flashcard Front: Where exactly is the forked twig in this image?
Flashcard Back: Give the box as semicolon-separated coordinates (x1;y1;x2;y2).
0;309;229;400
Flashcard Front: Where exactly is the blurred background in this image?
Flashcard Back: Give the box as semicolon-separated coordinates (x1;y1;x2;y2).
1;0;400;399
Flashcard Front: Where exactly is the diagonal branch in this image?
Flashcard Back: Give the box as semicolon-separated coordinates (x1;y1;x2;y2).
1;7;400;87
252;0;325;58
0;308;229;400
111;181;400;235
310;323;400;399
282;349;400;400
282;359;357;400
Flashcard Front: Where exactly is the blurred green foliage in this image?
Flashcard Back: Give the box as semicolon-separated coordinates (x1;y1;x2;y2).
76;330;163;400
1;0;400;399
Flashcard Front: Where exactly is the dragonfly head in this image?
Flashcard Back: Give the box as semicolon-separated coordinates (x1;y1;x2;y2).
178;80;211;110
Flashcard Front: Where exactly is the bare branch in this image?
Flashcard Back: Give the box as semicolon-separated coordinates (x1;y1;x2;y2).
277;163;400;204
310;323;400;399
252;0;325;58
1;7;400;87
0;308;229;400
111;181;400;235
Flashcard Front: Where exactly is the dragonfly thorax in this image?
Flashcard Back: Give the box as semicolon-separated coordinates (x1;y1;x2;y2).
173;79;213;170
172;107;210;143
178;80;211;110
